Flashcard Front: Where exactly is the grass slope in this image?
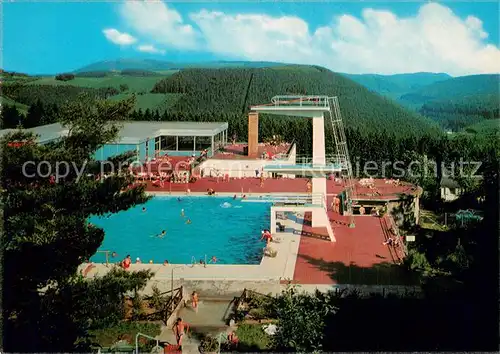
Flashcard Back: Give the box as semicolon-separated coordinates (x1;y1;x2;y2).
0;96;29;113
27;75;172;93
464;119;500;134
153;66;439;135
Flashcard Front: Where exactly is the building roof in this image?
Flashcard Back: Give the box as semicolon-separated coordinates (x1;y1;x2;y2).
0;121;229;144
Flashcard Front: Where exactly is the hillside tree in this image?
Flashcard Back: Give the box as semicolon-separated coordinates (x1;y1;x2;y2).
1;95;152;351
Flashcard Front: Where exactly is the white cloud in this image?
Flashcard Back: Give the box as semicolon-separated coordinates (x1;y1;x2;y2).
121;0;197;50
102;28;137;45
137;44;166;54
119;2;500;75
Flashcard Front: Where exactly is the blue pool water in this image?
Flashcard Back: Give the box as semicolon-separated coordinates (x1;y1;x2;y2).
90;196;272;265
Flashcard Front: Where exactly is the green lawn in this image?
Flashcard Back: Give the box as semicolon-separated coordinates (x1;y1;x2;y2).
465;119;500;134
27;74;176;92
108;92;183;111
1;96;29;113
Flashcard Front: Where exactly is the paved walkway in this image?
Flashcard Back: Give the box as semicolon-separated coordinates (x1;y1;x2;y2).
142;177;419;200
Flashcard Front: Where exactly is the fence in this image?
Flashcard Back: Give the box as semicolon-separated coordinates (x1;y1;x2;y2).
143;286;184;325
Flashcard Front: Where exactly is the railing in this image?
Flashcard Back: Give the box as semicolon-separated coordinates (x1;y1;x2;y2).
243;193;326;208
191;255;207;266
295;155;350;168
236;288;274;311
381;215;406;263
269;95;330;108
135;332;161;354
387;215;408;257
143;286;184;325
96;250;111;265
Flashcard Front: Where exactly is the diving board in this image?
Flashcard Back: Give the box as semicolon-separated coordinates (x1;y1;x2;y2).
263;163;342;176
241;194;323;205
270;204;335;242
250;96;331;118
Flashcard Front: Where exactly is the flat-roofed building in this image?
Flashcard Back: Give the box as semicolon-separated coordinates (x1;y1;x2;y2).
0;121;229;161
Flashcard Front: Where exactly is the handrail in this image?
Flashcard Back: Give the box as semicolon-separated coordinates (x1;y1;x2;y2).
135;332;159;354
96;250;111;265
388;215;407;257
144;286;183;325
270;95;330;108
245;193;327;209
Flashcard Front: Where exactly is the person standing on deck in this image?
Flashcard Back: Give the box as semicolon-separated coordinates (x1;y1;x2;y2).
173;317;189;348
191;291;199;312
306;180;312;193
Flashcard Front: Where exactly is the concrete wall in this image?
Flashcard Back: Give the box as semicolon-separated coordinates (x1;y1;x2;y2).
141;278;281;297
139;277;421;299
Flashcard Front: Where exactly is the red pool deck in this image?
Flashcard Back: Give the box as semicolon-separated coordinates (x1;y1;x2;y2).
144;177;310;193
289;210;414;285
144;176;418;199
213;143;291;160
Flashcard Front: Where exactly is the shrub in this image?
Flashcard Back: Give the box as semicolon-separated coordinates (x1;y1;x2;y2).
199;335;219;353
131;293;145;320
55;73;75;81
90;322;161;352
149;284;165;310
235;324;273;351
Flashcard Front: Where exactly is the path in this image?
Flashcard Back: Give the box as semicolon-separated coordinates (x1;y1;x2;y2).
158;297;235;353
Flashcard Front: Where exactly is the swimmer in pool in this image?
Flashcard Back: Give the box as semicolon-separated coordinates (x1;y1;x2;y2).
151;230;166;238
186;219;192;224
142;207;146;212
181;209;185;217
177;197;182;202
210;256;217;263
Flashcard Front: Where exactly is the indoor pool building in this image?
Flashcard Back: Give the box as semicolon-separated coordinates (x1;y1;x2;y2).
0;121;229;161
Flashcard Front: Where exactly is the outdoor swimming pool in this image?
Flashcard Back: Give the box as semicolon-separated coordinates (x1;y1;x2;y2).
90;196;272;265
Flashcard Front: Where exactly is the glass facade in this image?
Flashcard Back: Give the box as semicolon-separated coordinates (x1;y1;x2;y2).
93;130;227;161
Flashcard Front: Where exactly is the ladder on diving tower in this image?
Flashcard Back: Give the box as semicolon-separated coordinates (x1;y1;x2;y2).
327;97;356;228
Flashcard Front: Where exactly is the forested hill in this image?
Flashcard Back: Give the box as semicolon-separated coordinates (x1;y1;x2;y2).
343;72;451;100
76;59;286;73
151;66;439;136
399;74;500;106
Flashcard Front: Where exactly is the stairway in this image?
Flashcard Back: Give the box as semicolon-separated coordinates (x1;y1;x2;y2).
158;296;236;353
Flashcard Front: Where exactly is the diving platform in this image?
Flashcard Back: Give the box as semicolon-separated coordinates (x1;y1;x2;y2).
250;94;355;228
263;163;342;176
243;194;335;242
241;194;323;206
271;204;335;242
250;95;331;118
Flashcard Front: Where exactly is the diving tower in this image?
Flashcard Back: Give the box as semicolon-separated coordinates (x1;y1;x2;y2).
250;95;355;230
242;194;335;242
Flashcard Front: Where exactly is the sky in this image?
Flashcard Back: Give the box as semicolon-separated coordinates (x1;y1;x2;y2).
3;0;500;76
